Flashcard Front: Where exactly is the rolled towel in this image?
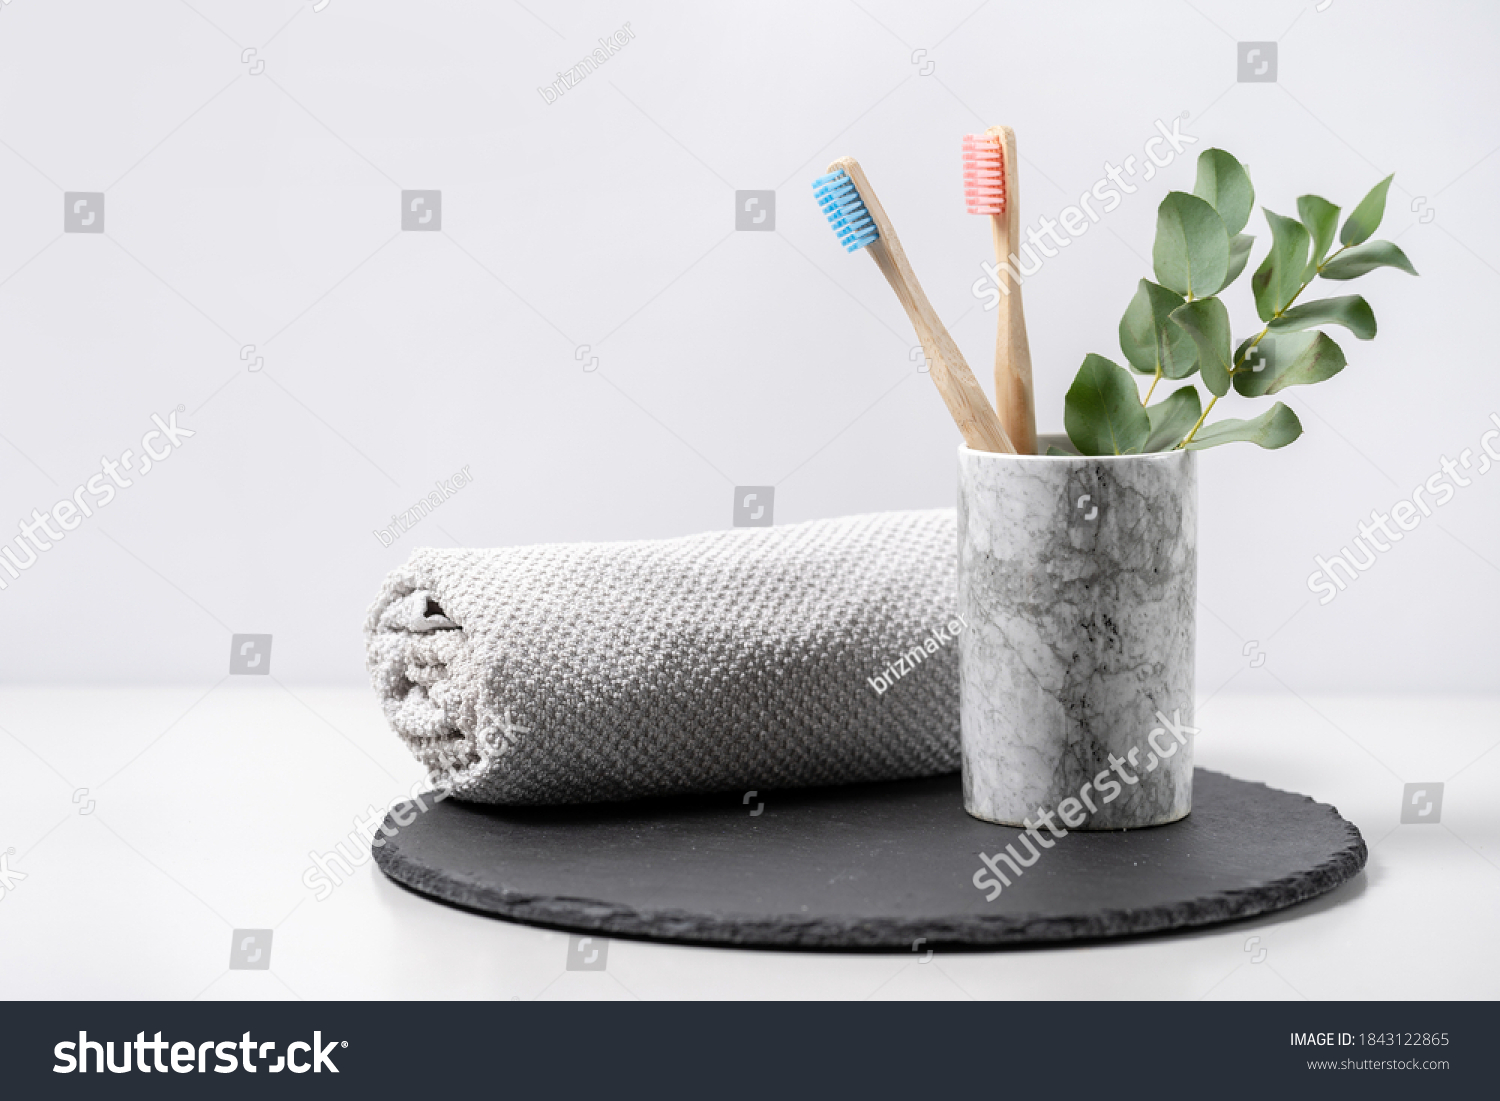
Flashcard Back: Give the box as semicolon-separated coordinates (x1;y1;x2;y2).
365;508;963;805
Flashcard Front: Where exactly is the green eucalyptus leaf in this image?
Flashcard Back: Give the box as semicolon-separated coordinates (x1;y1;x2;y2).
1268;294;1376;339
1251;209;1311;322
1218;233;1255;293
1319;240;1418;280
1143;385;1202;452
1340;174;1394;246
1065;353;1151;456
1193;149;1255;235
1183;402;1303;450
1233;331;1347;397
1297;194;1340;275
1153;191;1231;299
1169;297;1233;397
1119;278;1199;379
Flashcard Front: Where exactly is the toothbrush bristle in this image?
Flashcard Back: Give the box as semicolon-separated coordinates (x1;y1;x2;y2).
961;133;1006;216
812;170;879;252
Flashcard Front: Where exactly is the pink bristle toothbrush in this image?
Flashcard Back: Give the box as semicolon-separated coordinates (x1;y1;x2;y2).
963;126;1037;455
813;157;1016;454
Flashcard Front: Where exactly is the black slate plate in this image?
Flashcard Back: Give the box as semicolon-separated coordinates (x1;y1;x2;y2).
373;768;1365;949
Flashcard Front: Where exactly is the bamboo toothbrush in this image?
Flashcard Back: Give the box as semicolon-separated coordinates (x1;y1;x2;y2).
813;157;1015;454
962;127;1036;455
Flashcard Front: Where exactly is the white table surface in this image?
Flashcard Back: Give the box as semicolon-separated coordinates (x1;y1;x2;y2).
1;686;1496;1001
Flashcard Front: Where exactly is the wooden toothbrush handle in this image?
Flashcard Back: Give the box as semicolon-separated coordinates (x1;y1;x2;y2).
831;157;1015;455
988;126;1037;455
869;242;1014;454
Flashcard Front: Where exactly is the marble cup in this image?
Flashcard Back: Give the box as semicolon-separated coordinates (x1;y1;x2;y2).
957;440;1196;830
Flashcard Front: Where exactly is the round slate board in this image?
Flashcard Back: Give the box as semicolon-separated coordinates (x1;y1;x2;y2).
373;769;1366;949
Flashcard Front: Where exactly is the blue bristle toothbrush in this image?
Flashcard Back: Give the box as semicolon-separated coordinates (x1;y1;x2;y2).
813;156;1015;454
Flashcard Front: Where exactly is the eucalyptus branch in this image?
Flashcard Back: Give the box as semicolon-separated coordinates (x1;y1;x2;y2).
1179;394;1217;447
1177;242;1355;447
1143;367;1162;405
1062;151;1415;457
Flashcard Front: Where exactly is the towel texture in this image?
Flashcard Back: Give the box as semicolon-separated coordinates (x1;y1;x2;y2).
365;509;961;805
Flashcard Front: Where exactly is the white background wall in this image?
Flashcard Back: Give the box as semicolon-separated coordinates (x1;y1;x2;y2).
0;0;1495;694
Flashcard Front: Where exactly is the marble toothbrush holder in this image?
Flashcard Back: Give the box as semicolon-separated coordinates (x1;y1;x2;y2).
956;440;1197;830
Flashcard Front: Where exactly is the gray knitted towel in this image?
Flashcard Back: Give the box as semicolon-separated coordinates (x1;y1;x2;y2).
364;509;962;805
